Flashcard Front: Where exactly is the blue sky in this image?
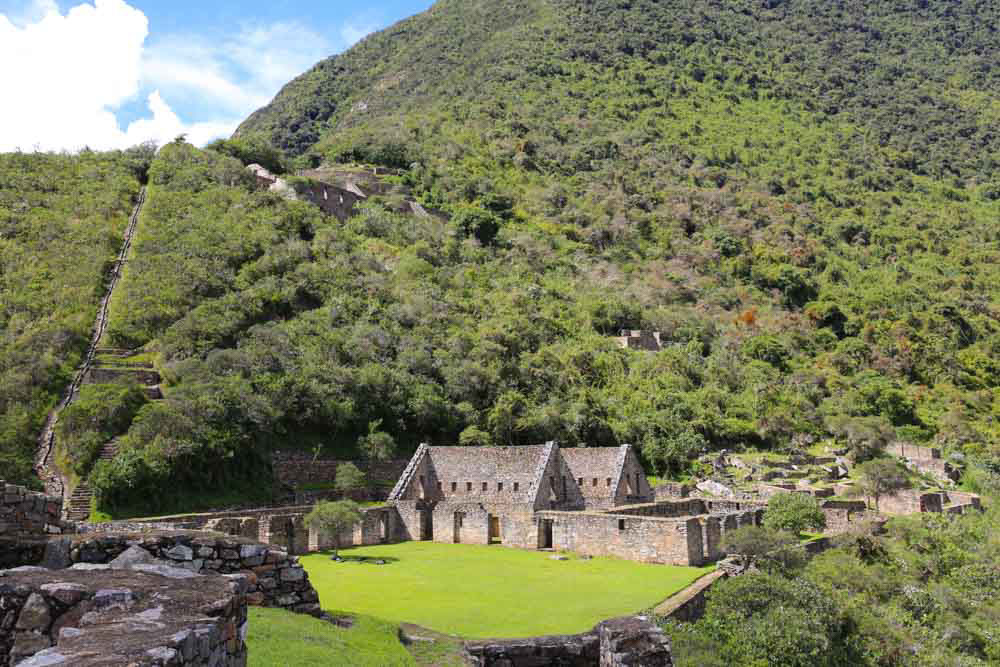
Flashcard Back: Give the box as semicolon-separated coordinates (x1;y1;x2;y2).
0;0;433;151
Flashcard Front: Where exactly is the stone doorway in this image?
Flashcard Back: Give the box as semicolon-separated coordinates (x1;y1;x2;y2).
453;512;464;543
540;519;553;549
379;513;389;543
488;515;501;544
420;508;434;540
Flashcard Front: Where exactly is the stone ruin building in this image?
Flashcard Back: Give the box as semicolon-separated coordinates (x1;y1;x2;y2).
614;330;663;351
385;443;763;566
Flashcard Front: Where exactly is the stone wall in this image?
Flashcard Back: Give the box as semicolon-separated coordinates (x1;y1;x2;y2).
612;500;708;518
270;452;408;502
819;500;873;534
653;484;691;500
538;511;704;566
465;615;672;666
0;567;247;666
878;489;943;515
886;443;940;462
309;506;401;551
0;482;71;539
63;531;321;617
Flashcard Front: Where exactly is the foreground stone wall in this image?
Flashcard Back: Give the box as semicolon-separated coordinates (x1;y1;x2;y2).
65;531;321;617
0;567;247;666
0;482;71;539
465;615;672;666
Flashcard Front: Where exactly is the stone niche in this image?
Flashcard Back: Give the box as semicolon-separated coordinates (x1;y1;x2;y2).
0;567;248;666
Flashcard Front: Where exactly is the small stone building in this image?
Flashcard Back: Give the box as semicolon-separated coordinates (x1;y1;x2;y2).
388;443;654;549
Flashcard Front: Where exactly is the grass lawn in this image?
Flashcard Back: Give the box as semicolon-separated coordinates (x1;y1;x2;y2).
301;542;714;639
246;607;414;666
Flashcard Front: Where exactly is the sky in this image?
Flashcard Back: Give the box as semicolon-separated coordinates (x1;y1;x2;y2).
0;0;434;152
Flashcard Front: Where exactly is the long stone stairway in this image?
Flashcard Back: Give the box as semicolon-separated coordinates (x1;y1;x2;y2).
33;187;147;518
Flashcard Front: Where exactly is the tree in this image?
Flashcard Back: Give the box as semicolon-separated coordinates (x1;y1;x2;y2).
684;573;858;667
826;415;894;462
358;419;396;462
335;462;366;497
723;525;795;574
857;458;910;511
764;493;826;537
303;500;362;559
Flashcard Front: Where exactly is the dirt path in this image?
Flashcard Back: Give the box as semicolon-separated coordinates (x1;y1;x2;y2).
33;187;147;507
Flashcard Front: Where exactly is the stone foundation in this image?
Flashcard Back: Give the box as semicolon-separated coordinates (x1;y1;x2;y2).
465;616;672;666
57;531;321;617
0;567;247;666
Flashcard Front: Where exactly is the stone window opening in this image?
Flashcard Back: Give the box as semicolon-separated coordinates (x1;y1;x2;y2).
578;478;584;487
482;482;488;492
592;478;598;487
606;478;612;487
437;481;443;492
514;482;519;492
618;519;625;531
498;482;504;492
467;482;473;492
451;482;457;493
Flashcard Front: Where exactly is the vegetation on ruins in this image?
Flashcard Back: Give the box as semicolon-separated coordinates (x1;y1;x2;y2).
720;525;795;575
762;493;826;537
334;462;366;496
301;542;712;638
857;459;911;512
304;500;363;558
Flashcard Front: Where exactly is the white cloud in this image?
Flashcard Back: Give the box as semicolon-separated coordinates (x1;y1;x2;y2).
0;1;378;153
0;0;239;151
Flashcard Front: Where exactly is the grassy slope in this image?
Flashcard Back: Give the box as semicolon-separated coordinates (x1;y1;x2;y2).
301;542;713;638
0;152;141;486
246;607;413;666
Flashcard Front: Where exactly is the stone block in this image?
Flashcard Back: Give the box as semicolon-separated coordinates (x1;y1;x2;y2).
16;593;51;630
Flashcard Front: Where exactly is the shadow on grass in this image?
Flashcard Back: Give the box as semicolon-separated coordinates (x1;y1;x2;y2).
316;551;400;565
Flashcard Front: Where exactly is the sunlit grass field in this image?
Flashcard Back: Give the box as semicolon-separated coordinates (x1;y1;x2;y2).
301;541;714;638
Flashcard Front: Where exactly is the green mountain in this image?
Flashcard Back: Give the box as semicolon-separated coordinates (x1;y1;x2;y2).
6;0;1000;512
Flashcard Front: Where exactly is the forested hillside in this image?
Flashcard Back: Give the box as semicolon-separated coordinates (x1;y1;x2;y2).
0;152;143;486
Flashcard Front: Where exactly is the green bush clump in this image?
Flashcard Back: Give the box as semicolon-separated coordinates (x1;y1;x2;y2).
56;383;148;478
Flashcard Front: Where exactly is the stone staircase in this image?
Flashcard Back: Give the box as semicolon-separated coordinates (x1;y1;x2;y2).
66;440;121;521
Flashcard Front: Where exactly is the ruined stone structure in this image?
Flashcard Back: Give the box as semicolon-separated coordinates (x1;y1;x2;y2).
1;480;324;665
388;444;656;550
0;567;249;667
270;451;408;504
465;615;673;667
613;331;662;352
